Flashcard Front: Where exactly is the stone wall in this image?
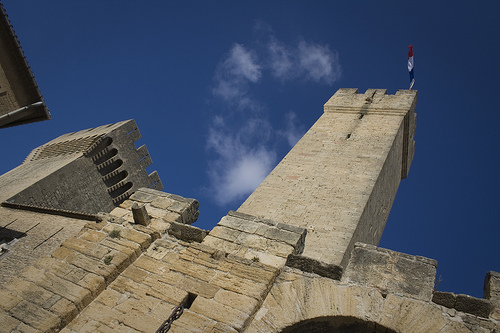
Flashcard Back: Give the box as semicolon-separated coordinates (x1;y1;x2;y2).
2;187;498;332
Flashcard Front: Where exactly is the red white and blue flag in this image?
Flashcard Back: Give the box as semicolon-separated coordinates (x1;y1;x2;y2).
408;45;415;89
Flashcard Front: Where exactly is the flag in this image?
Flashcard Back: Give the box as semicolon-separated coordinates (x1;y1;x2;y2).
408;45;415;89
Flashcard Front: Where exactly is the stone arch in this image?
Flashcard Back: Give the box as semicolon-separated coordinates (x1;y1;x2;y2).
280;316;397;333
245;274;469;333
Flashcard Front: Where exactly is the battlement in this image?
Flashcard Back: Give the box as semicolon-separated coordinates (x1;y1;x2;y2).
324;88;418;115
1;120;163;215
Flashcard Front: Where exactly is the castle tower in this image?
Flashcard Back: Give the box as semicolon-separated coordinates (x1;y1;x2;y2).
0;119;162;214
238;88;417;268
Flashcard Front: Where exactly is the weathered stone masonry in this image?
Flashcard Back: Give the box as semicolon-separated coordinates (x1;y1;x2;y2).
1;89;499;332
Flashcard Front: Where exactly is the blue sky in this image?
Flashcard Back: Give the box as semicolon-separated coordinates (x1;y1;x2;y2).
1;1;499;298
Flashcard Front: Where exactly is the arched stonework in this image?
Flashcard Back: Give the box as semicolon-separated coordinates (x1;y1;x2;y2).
245;272;470;333
280;316;397;333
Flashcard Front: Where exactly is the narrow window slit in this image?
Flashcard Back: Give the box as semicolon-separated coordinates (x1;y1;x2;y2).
346;133;351;140
184;292;197;309
359;114;364;119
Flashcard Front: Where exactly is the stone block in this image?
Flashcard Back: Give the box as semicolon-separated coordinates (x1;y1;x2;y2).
64;249;119;284
3;277;55;306
62;237;109;259
0;310;23;332
263;227;302;247
20;266;93;310
484;271;500;303
214;289;259;314
129;190;158;203
177;275;220;298
150;218;170;233
219;216;260;234
229;261;278;283
0;288;22;310
9;300;61;332
210;272;268;299
202;235;243;255
122;265;149;283
114;294;160;314
432;291;456;308
109;207;130;218
343;243;436;301
150;196;175;209
111;275;187;305
162;210;183;223
100;238;142;259
189;296;248;330
240;249;286;268
168;258;216;282
35;257;87;284
193;252;233;272
235;233;268;251
79;301;124;327
267;240;295;257
286;254;343;280
134;255;170;275
168;309;217;333
168;221;208;243
50;298;79;325
99;224;151;251
78;273;106;297
80;229;108;243
51;246;74;260
131;202;151;226
455;294;493;318
166;198;199;224
210;226;241;242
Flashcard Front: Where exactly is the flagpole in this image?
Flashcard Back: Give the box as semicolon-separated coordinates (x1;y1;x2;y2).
408;45;414;90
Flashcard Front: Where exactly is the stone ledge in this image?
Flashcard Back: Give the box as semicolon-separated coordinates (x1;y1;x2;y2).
168;222;208;243
432;291;494;318
128;188;199;224
223;212;307;250
285;254;343;280
228;211;305;235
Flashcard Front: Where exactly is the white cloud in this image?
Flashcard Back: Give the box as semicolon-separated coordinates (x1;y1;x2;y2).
212;43;261;105
207;25;342;205
206;120;276;206
267;38;342;84
226;44;261;82
298;41;341;84
267;37;294;80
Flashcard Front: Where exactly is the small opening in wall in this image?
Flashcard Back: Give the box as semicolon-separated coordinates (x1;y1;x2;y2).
184;293;197;309
346;133;351;140
358;114;364;119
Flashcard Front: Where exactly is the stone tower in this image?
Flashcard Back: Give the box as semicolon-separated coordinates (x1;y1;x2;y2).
0;119;163;215
1;89;499;332
238;88;416;268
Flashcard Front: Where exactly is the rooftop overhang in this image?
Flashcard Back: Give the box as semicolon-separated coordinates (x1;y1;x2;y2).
0;2;50;128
